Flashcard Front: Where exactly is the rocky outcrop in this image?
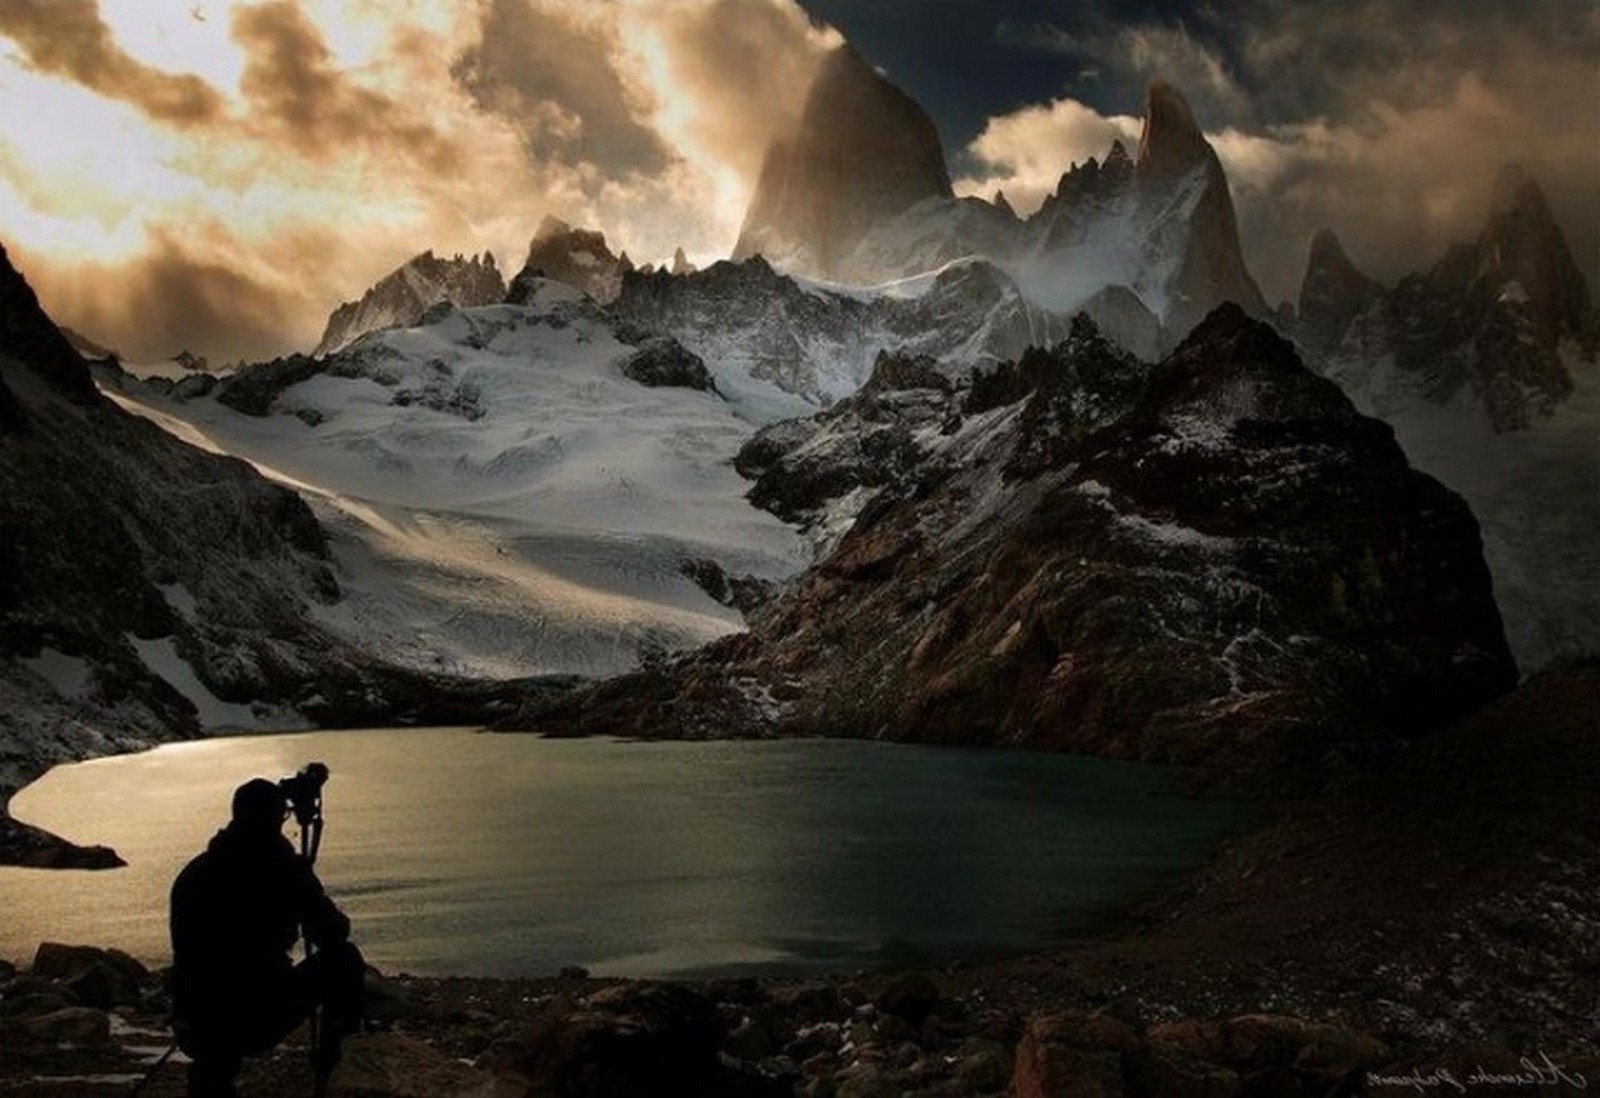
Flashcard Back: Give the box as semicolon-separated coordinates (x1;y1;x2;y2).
733;44;953;278
315;250;504;357
619;337;715;392
508;216;633;304
504;307;1514;785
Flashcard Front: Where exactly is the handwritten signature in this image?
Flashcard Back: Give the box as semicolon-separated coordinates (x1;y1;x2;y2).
1368;1052;1588;1093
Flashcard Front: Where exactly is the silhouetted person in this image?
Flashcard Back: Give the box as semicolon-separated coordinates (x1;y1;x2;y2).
170;778;363;1097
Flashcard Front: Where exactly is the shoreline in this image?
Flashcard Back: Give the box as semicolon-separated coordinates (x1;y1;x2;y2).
3;663;1594;1090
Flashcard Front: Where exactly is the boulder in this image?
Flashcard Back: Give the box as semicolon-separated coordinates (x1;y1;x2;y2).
30;943;147;984
619;337;715;392
334;1032;496;1097
14;1006;112;1047
874;973;941;1027
484;983;725;1098
1012;1011;1141;1098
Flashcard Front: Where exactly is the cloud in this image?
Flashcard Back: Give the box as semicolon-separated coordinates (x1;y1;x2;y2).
230;2;461;173
953;97;1139;214
972;1;1599;304
0;0;226;125
451;0;672;181
625;0;838;185
0;0;845;359
15;226;317;363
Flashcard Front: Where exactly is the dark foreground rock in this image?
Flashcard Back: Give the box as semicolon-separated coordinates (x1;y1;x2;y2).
502;307;1516;790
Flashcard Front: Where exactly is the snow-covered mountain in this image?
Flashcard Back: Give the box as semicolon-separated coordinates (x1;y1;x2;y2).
510;308;1515;788
614;254;1165;415
125;280;807;680
734;55;1263;349
1291;167;1600;671
316;250;505;357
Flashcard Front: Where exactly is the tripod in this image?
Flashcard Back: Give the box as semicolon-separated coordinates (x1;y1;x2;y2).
133;765;332;1098
290;778;331;1098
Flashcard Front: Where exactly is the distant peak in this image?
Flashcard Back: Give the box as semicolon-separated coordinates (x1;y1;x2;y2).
534;214;574;242
1309;228;1354;267
993;190;1016;218
1136;81;1210;181
1488;163;1550;221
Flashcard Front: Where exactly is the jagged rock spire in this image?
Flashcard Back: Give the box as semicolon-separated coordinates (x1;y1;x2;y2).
733;44;952;278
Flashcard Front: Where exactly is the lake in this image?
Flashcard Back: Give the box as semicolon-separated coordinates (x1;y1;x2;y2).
1;729;1251;978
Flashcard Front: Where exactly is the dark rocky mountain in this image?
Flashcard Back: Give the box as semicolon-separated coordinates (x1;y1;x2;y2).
508;215;633;304
1297;166;1598;432
733;45;952;278
0;245;528;864
315;249;504;357
505;307;1515;786
1296;229;1383;355
733;66;1265;354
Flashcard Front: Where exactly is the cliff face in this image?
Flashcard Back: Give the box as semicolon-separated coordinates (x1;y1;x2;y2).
315;250;505;356
732;45;952;278
508;307;1515;786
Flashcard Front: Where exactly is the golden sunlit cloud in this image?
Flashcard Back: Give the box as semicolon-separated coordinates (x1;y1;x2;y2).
0;0;831;361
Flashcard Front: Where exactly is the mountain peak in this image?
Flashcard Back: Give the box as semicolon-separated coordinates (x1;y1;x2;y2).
1136;81;1210;182
1473;163;1594;344
1298;228;1382;353
314;249;507;356
534;215;574;243
732;44;952;278
1488;163;1544;220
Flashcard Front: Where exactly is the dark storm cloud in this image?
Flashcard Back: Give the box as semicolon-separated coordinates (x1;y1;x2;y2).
951;0;1600;302
231;2;461;173
0;0;226;125
18;228;317;364
452;0;673;181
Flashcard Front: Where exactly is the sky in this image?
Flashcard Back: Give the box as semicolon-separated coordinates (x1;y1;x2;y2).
0;0;1594;361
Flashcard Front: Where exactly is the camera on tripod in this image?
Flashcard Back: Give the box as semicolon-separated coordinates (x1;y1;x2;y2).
279;762;329;828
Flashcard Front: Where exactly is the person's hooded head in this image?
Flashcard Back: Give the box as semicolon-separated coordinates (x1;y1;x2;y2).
230;778;287;837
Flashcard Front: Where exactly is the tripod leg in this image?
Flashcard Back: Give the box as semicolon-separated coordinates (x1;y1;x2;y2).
128;1041;178;1097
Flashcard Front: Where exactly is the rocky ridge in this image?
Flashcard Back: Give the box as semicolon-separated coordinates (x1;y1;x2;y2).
315;250;505;358
504;307;1515;786
613;254;1169;411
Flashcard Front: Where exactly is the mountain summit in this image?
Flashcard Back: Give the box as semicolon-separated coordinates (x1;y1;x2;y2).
1134;80;1212;183
732;45;952;277
734;67;1265;349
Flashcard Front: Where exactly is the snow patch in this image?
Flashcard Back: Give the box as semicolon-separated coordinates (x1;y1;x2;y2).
127;635;277;731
